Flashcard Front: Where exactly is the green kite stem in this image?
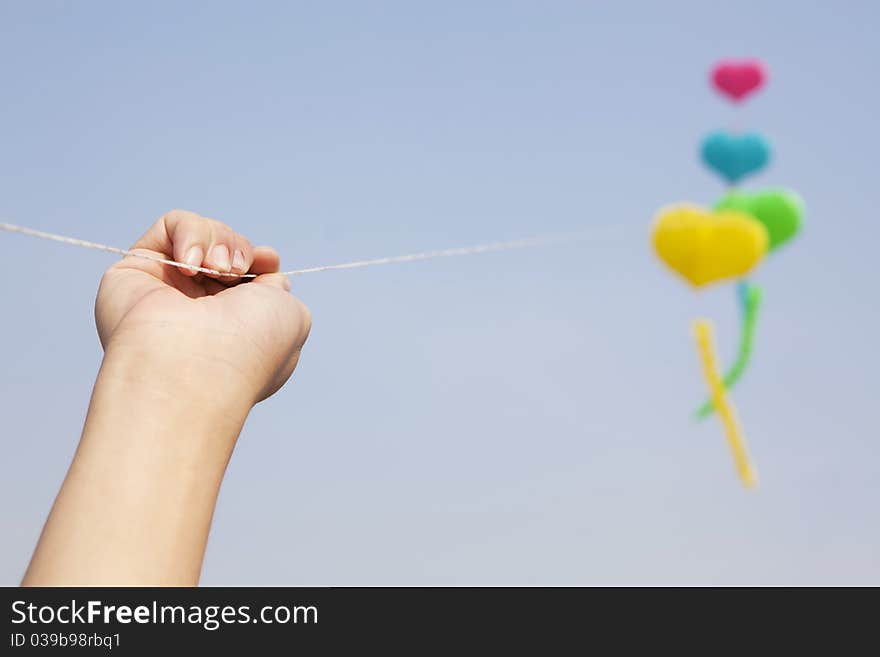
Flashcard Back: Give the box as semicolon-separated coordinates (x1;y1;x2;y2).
694;283;762;419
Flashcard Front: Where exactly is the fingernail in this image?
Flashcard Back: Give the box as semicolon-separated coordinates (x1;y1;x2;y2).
282;277;291;292
232;249;246;272
184;245;203;268
208;244;231;271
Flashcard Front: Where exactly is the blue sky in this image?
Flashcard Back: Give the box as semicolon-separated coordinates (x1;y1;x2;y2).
1;0;878;584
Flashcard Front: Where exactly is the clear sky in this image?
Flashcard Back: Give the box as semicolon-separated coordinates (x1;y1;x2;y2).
1;0;877;585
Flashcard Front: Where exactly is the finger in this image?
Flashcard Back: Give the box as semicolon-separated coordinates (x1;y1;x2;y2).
212;245;278;290
201;221;236;279
132;210;211;277
250;246;281;275
132;209;247;279
202;247;272;295
210;232;255;286
229;234;255;277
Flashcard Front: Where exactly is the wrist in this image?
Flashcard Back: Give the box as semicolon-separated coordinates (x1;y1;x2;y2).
102;325;263;417
90;346;252;467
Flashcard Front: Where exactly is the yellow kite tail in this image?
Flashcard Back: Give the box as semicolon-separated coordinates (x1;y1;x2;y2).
692;319;759;488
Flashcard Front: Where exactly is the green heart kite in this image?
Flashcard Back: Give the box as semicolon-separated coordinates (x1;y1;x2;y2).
715;188;804;251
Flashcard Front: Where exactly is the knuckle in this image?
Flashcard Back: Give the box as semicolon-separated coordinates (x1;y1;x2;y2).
208;220;234;244
236;235;254;253
161;208;198;223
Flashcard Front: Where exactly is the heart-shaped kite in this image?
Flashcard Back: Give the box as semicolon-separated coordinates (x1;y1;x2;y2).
652;204;769;287
715;188;804;251
700;131;771;185
711;59;767;103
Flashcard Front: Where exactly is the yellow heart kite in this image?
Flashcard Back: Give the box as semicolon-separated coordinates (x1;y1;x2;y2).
652;204;768;287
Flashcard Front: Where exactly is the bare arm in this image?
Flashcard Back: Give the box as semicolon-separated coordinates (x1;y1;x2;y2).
23;210;311;586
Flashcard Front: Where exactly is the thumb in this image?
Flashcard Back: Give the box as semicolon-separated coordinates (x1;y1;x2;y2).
251;272;292;292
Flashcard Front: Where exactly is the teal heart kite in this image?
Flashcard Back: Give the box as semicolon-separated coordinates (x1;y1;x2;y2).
700;131;771;185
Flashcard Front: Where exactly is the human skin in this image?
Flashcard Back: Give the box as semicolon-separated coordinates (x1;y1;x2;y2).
21;210;311;586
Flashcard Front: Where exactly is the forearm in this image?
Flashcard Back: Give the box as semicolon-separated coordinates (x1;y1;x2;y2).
22;346;251;586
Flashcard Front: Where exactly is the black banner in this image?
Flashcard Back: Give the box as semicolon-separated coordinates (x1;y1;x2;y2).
0;586;864;652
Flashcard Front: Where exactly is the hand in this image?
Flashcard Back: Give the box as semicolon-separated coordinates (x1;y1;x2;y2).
95;209;311;405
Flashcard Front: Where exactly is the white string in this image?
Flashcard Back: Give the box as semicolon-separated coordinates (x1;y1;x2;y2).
277;231;607;276
0;221;614;279
0;222;240;277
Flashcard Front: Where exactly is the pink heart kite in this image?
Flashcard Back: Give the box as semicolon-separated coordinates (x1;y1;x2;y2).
710;59;767;102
